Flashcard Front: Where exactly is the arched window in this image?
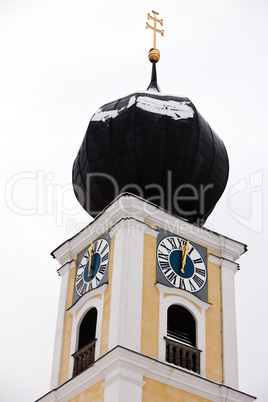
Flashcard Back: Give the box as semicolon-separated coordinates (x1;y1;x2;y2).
73;307;98;377
167;304;196;346
78;308;97;350
166;304;200;373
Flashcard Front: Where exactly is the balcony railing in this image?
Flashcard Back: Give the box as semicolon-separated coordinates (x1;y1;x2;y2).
72;340;96;377
165;337;201;374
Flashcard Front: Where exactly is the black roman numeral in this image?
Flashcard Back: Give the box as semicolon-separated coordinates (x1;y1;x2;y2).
97;240;103;252
100;243;108;255
188;247;194;255
95;276;100;285
179;278;186;290
192;274;204;288
194;258;203;264
177;238;187;249
101;252;109;262
159;260;170;270
160;242;172;253
167;271;177;286
189;280;196;292
167;237;177;250
162;268;171;276
195;267;206;277
98;264;106;275
158;250;169;261
76;273;83;282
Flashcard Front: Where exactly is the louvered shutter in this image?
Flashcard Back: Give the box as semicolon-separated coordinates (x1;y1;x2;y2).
167;305;196;347
78;307;97;350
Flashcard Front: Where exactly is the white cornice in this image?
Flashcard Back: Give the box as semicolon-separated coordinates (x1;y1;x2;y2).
208;254;240;274
221;258;240;272
208;254;223;266
51;194;246;266
36;346;256;402
57;260;75;277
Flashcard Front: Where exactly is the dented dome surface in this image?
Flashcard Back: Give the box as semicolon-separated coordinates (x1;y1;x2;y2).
72;91;229;225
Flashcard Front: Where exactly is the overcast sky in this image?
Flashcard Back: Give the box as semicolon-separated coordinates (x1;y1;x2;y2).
1;1;267;401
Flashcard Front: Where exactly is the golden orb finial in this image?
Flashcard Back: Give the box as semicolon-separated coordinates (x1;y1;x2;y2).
148;48;160;63
146;10;164;63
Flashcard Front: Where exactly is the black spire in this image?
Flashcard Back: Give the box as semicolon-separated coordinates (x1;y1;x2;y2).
147;62;161;92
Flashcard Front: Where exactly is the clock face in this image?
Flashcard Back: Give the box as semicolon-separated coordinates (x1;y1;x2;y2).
75;238;110;297
157;235;207;293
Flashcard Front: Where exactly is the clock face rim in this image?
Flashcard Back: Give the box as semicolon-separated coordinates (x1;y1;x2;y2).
75;237;110;297
156;235;207;293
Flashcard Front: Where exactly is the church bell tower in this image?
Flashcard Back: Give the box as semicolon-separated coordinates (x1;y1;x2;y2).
37;11;256;402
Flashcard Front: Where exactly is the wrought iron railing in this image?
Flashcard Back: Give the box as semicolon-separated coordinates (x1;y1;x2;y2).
72;340;96;377
165;337;201;374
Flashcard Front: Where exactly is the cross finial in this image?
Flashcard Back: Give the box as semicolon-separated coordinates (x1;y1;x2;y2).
146;10;164;49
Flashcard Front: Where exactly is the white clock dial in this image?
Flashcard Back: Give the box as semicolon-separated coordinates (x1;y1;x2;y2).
75;238;110;297
157;235;207;293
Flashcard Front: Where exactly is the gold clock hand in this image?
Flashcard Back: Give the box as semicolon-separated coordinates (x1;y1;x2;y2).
87;241;93;277
181;240;189;274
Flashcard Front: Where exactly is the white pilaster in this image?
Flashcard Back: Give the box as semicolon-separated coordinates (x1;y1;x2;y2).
209;254;239;388
108;218;145;352
101;347;147;402
102;364;145;402
50;261;74;389
221;258;239;388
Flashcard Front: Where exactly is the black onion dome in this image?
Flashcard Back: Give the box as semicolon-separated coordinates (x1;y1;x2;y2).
72;74;229;225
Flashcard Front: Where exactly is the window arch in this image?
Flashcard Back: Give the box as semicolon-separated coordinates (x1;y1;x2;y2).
167;304;196;347
73;307;98;377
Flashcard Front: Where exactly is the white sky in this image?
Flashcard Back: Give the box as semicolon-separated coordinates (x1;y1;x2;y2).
1;1;267;401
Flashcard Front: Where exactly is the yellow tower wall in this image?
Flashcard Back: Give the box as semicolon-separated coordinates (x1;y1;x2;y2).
67;380;104;402
100;236;114;356
142;377;213;401
59;266;75;385
141;233;159;358
206;249;223;383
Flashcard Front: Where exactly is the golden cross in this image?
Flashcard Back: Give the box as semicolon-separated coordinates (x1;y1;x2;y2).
146;10;164;48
